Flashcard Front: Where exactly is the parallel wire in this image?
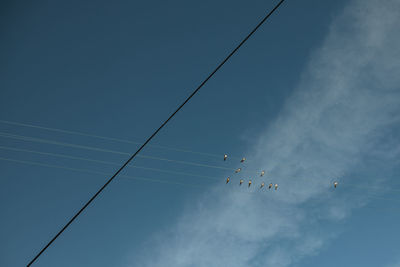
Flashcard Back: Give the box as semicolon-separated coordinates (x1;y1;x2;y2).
0;145;220;181
3;142;397;196
26;1;287;264
345;182;400;193
0;157;206;188
2;145;400;194
2;156;400;204
0;132;234;171
0;157;271;195
0;132;264;175
322;170;400;194
357;194;400;203
0;119;227;159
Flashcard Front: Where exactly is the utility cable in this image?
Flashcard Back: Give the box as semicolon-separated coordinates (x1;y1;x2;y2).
2;156;400;203
26;1;286;264
0;119;226;159
0;157;278;196
0;133;266;175
3;156;400;210
0;157;206;188
0;145;220;180
0;132;234;171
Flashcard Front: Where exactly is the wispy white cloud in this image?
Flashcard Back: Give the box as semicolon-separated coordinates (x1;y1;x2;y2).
134;0;400;266
387;259;400;267
384;254;400;267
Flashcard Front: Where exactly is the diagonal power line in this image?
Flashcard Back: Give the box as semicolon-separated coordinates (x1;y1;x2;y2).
26;1;287;265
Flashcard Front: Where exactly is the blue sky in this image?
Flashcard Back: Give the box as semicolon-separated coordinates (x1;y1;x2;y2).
1;0;400;266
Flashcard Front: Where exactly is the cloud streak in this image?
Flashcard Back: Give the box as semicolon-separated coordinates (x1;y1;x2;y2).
135;0;400;266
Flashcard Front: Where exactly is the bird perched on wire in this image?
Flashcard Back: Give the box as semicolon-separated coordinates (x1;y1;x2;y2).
224;154;228;161
240;157;246;163
260;170;265;177
239;179;244;185
260;182;265;188
226;177;230;184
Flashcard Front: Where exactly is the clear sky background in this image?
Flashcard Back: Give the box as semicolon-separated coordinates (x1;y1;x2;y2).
1;0;400;266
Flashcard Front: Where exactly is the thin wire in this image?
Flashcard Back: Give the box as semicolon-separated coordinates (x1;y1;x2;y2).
0;132;234;171
0;156;277;199
2;156;400;205
0;119;227;159
3;156;400;214
0;132;267;176
26;1;286;264
3;145;400;196
353;204;400;213
345;182;400;193
322;170;400;193
0;145;220;180
0;156;271;197
361;194;400;203
0;157;206;188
